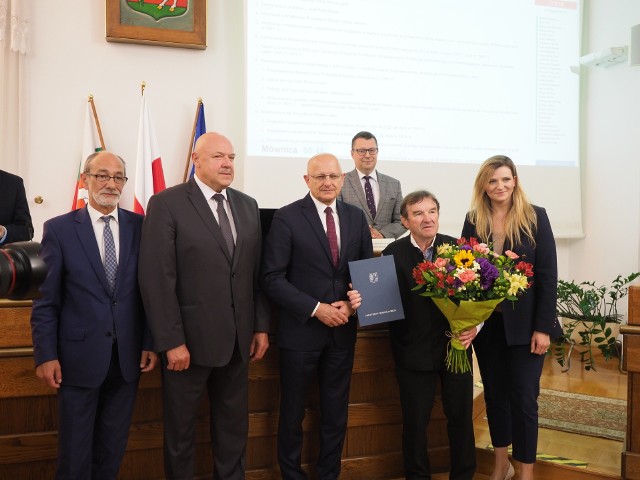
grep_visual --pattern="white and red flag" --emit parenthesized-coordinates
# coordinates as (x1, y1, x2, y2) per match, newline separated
(134, 90, 166, 214)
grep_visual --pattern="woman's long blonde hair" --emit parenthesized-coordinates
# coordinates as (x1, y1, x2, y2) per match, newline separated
(467, 155, 537, 247)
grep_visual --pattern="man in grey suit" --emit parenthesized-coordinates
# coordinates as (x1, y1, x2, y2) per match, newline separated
(138, 132, 270, 480)
(338, 131, 406, 239)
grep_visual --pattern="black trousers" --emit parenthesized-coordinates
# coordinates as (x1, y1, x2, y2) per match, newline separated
(395, 354, 476, 480)
(161, 342, 248, 480)
(473, 312, 545, 464)
(277, 338, 355, 480)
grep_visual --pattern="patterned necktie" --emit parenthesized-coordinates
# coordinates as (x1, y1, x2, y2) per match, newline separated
(102, 215, 118, 294)
(325, 206, 339, 267)
(213, 194, 235, 256)
(363, 175, 377, 219)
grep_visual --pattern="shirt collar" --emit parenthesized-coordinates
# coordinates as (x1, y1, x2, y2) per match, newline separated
(410, 234, 436, 259)
(87, 204, 119, 224)
(310, 194, 337, 216)
(194, 174, 228, 201)
(356, 169, 378, 182)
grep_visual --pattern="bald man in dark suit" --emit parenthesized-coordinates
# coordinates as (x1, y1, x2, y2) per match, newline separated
(139, 132, 270, 480)
(262, 153, 373, 480)
(0, 169, 33, 244)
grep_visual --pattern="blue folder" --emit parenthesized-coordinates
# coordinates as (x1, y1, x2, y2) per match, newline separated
(348, 255, 405, 326)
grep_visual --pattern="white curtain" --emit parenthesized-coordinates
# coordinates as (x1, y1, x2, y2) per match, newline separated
(0, 0, 30, 175)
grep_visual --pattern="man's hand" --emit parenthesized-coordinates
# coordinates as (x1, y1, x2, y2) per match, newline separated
(36, 359, 62, 389)
(166, 344, 190, 371)
(370, 226, 384, 239)
(347, 288, 362, 311)
(315, 302, 350, 327)
(140, 350, 159, 373)
(250, 332, 269, 362)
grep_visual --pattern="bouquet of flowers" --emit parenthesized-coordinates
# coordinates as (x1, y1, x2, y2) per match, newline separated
(412, 237, 534, 373)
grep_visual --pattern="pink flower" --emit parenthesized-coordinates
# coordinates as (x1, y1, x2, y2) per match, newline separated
(457, 269, 476, 283)
(434, 257, 449, 269)
(505, 250, 519, 260)
(473, 243, 491, 255)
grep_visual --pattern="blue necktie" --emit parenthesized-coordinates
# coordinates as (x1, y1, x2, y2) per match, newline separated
(363, 176, 377, 219)
(102, 215, 118, 294)
(213, 194, 235, 256)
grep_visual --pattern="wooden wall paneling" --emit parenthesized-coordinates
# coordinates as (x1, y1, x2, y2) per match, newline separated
(623, 287, 640, 479)
(0, 303, 455, 480)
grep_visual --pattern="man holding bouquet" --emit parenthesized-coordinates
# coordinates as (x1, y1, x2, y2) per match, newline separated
(350, 190, 477, 479)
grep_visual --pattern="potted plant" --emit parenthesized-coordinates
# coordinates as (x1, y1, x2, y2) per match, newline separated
(552, 272, 640, 371)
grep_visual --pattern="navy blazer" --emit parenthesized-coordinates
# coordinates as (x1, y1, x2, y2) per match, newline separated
(0, 170, 33, 244)
(30, 207, 150, 387)
(261, 193, 373, 351)
(461, 205, 558, 345)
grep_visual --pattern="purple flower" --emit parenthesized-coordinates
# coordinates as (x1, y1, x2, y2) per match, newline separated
(477, 257, 499, 290)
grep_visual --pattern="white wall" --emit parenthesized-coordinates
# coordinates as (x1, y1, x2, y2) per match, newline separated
(557, 0, 640, 311)
(23, 0, 244, 236)
(8, 0, 640, 314)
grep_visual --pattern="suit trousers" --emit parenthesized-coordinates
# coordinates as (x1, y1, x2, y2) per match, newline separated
(162, 341, 248, 480)
(56, 343, 139, 480)
(395, 360, 476, 480)
(473, 312, 545, 464)
(277, 337, 355, 480)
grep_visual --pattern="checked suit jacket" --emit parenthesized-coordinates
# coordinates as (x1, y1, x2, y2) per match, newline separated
(338, 169, 406, 238)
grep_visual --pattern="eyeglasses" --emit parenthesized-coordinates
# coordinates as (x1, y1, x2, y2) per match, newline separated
(353, 148, 379, 156)
(85, 173, 128, 185)
(309, 174, 342, 182)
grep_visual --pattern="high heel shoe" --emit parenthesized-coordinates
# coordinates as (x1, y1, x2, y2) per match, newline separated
(503, 462, 515, 480)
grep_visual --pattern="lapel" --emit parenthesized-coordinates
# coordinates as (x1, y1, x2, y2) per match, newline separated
(115, 208, 133, 295)
(74, 207, 113, 296)
(376, 171, 390, 221)
(301, 193, 335, 269)
(186, 179, 233, 265)
(335, 200, 351, 268)
(226, 188, 245, 265)
(347, 170, 373, 223)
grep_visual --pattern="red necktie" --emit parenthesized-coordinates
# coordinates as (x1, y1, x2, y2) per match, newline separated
(325, 206, 339, 267)
(363, 176, 377, 218)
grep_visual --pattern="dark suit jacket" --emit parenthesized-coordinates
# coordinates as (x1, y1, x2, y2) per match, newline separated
(261, 193, 373, 350)
(30, 207, 149, 387)
(461, 205, 558, 345)
(383, 234, 458, 371)
(138, 179, 269, 367)
(0, 170, 33, 244)
(338, 169, 406, 238)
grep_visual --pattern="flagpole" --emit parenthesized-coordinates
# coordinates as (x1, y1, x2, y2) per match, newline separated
(183, 98, 202, 182)
(88, 95, 106, 150)
(141, 80, 146, 96)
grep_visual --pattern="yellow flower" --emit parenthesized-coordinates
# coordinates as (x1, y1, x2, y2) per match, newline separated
(506, 272, 528, 296)
(454, 250, 475, 268)
(437, 243, 453, 256)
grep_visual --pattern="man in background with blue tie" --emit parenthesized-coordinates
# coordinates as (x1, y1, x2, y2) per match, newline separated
(261, 153, 373, 479)
(338, 131, 406, 239)
(30, 151, 157, 479)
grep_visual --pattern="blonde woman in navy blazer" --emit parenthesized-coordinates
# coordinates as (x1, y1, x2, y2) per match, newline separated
(462, 155, 559, 480)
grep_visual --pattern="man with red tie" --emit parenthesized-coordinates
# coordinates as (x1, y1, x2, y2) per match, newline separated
(261, 153, 373, 480)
